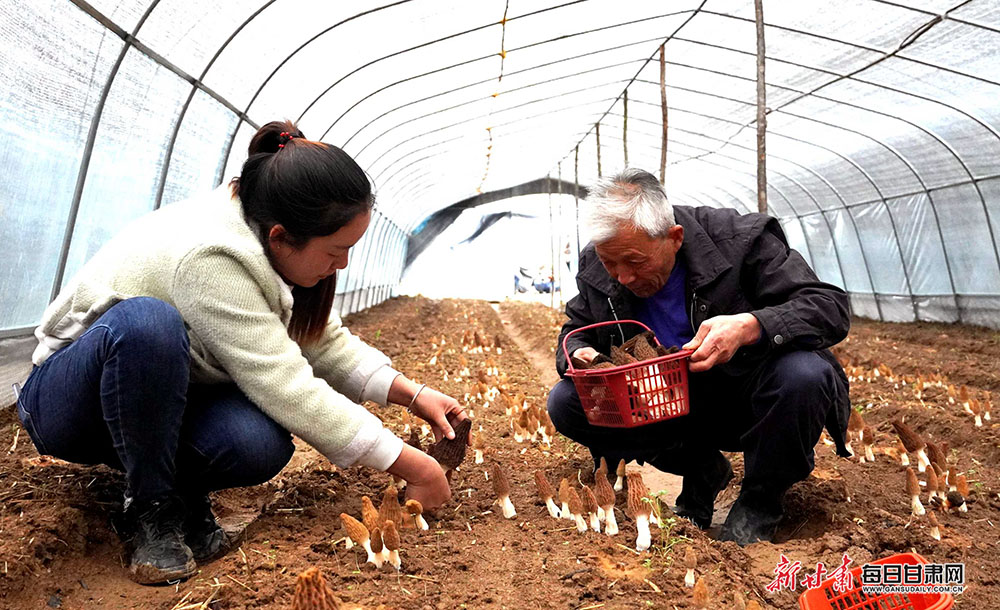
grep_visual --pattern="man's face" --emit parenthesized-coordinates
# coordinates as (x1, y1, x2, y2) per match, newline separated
(594, 223, 684, 298)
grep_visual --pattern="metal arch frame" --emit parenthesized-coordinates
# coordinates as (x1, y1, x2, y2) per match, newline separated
(371, 102, 608, 189)
(697, 8, 1000, 89)
(358, 80, 629, 167)
(869, 0, 1000, 36)
(154, 0, 279, 210)
(52, 0, 162, 301)
(370, 102, 611, 205)
(341, 59, 645, 159)
(336, 36, 671, 149)
(350, 212, 392, 314)
(314, 8, 704, 144)
(649, 43, 1000, 319)
(338, 208, 384, 317)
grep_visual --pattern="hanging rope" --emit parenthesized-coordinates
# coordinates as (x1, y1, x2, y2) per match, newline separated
(659, 43, 668, 184)
(548, 174, 556, 310)
(755, 0, 768, 215)
(595, 122, 602, 178)
(477, 0, 510, 194)
(623, 89, 629, 167)
(574, 144, 581, 263)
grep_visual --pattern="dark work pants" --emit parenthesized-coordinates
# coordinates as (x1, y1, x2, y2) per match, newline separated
(16, 297, 295, 503)
(547, 350, 837, 513)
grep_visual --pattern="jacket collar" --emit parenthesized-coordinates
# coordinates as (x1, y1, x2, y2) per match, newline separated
(577, 206, 731, 297)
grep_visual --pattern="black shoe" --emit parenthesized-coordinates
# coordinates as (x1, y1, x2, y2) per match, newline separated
(128, 497, 197, 585)
(183, 493, 229, 563)
(671, 452, 734, 530)
(718, 487, 784, 546)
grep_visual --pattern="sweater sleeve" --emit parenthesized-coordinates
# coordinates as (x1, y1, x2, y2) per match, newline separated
(300, 315, 402, 407)
(172, 249, 403, 471)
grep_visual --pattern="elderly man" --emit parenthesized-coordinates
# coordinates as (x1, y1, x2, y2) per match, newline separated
(548, 168, 851, 545)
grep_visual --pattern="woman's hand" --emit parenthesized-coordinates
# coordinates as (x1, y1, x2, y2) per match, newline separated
(410, 387, 469, 443)
(388, 376, 469, 443)
(386, 444, 451, 509)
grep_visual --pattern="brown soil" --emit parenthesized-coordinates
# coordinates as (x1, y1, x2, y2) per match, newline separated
(1, 298, 998, 609)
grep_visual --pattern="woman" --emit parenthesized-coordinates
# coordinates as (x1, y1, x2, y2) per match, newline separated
(16, 121, 464, 585)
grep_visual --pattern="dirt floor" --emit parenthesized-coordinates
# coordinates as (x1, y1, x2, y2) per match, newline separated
(1, 296, 999, 609)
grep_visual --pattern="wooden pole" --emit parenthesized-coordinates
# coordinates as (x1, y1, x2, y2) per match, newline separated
(659, 43, 668, 184)
(595, 122, 602, 178)
(548, 174, 555, 310)
(574, 144, 581, 262)
(755, 0, 768, 215)
(622, 89, 629, 167)
(557, 162, 564, 307)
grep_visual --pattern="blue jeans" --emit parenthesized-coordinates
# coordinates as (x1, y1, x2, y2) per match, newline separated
(16, 297, 294, 502)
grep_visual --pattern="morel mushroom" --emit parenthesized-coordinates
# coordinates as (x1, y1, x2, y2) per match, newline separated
(893, 420, 930, 472)
(927, 511, 942, 541)
(895, 439, 911, 467)
(340, 513, 374, 563)
(692, 576, 710, 609)
(626, 471, 652, 551)
(369, 526, 385, 568)
(534, 471, 561, 519)
(926, 466, 940, 503)
(594, 473, 618, 536)
(582, 486, 601, 532)
(379, 484, 402, 528)
(861, 427, 876, 463)
(906, 467, 926, 516)
(847, 410, 865, 455)
(970, 398, 983, 427)
(382, 520, 401, 571)
(610, 344, 638, 366)
(926, 441, 947, 474)
(291, 566, 341, 610)
(405, 499, 429, 530)
(492, 462, 516, 519)
(362, 496, 380, 535)
(558, 478, 573, 520)
(615, 459, 627, 492)
(472, 429, 486, 464)
(567, 487, 587, 533)
(428, 418, 472, 478)
(683, 546, 697, 588)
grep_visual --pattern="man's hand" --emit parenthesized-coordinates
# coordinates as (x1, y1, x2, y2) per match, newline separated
(387, 444, 451, 510)
(682, 313, 761, 373)
(410, 387, 469, 443)
(571, 346, 600, 365)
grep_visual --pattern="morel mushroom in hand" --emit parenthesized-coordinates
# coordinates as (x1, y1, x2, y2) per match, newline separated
(492, 462, 516, 519)
(626, 471, 652, 551)
(428, 418, 472, 479)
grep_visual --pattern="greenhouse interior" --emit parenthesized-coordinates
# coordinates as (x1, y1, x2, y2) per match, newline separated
(1, 0, 999, 608)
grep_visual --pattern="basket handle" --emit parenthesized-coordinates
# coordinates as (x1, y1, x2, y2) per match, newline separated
(562, 319, 654, 373)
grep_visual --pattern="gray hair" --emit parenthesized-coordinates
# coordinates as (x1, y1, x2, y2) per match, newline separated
(584, 168, 675, 243)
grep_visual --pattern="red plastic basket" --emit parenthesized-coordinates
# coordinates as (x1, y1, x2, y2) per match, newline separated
(798, 552, 955, 610)
(562, 320, 692, 428)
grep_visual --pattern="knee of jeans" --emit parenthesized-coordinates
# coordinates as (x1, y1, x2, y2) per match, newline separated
(546, 380, 581, 432)
(111, 297, 189, 354)
(776, 352, 836, 393)
(233, 425, 294, 485)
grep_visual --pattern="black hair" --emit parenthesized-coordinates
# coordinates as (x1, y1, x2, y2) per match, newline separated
(231, 120, 373, 344)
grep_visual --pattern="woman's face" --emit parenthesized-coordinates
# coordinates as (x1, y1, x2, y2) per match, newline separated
(268, 209, 371, 287)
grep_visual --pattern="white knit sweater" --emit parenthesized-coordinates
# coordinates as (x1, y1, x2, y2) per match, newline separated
(32, 186, 404, 471)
